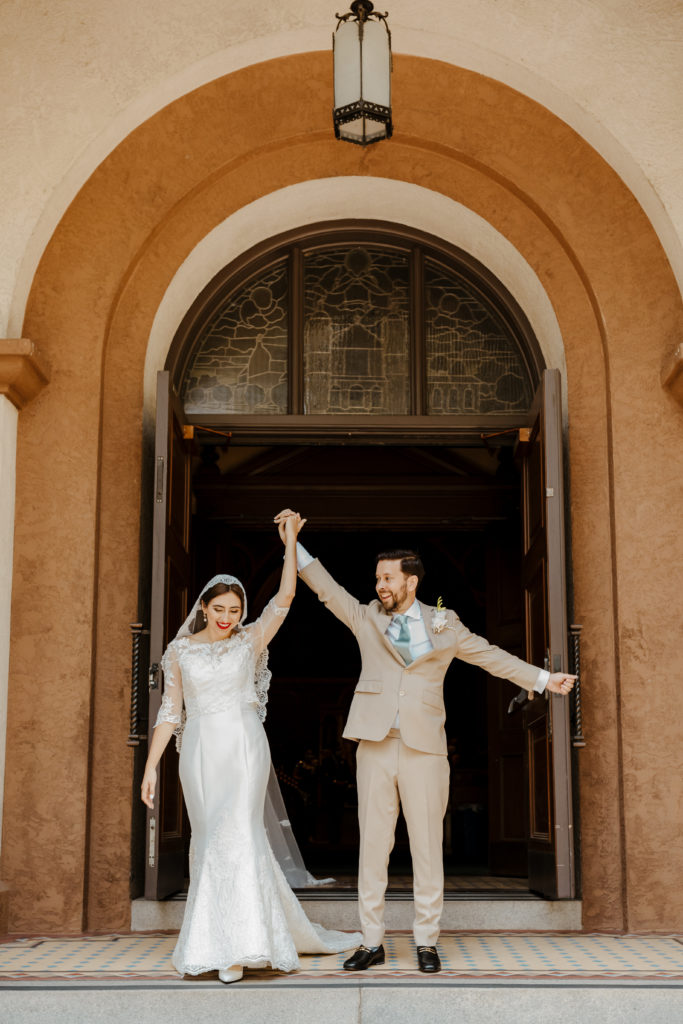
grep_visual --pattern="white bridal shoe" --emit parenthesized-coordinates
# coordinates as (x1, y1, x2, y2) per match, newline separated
(218, 966, 243, 984)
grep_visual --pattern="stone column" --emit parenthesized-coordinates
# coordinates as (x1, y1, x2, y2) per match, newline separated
(0, 340, 49, 930)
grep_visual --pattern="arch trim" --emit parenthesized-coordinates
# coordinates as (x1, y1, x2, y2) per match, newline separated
(142, 177, 567, 425)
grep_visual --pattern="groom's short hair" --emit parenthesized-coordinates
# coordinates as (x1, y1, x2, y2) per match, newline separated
(375, 550, 425, 586)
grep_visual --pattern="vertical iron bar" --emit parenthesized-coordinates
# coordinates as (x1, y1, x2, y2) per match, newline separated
(569, 623, 586, 747)
(410, 245, 425, 415)
(289, 246, 304, 414)
(128, 623, 149, 746)
(544, 649, 552, 739)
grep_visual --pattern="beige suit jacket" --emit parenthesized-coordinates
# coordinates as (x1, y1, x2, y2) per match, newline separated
(300, 558, 541, 756)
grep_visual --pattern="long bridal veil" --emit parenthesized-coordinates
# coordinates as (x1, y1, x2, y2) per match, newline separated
(264, 765, 333, 887)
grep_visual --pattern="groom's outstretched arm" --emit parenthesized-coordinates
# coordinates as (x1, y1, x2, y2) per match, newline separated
(297, 543, 364, 635)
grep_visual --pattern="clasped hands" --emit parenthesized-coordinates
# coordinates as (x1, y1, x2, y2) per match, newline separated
(274, 508, 306, 543)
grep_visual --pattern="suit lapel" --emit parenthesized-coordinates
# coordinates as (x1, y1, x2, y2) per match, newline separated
(421, 601, 436, 644)
(421, 601, 452, 648)
(404, 602, 449, 669)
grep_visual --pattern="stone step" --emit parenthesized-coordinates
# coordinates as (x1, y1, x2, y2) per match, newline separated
(2, 980, 682, 1024)
(131, 895, 583, 932)
(3, 931, 682, 1024)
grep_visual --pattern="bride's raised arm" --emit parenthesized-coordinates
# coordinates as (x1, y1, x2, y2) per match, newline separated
(244, 510, 305, 656)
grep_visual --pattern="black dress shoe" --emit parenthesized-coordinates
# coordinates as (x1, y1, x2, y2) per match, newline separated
(417, 946, 441, 973)
(343, 944, 385, 971)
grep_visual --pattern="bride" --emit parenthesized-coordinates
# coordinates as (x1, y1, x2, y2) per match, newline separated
(141, 509, 360, 982)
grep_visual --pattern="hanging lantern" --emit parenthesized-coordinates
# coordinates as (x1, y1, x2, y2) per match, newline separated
(333, 1, 393, 146)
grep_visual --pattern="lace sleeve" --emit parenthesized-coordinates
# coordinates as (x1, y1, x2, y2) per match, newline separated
(244, 598, 290, 658)
(254, 649, 272, 722)
(154, 643, 186, 749)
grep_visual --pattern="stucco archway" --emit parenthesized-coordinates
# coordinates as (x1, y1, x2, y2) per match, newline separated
(5, 52, 683, 935)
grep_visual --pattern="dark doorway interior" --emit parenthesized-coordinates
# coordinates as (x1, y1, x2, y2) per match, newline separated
(191, 444, 529, 890)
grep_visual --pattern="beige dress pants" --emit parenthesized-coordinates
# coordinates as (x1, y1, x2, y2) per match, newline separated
(356, 730, 450, 947)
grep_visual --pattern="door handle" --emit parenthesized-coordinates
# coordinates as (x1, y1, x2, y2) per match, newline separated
(148, 662, 160, 690)
(507, 689, 528, 715)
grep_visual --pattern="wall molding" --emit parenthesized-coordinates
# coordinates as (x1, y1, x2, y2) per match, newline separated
(0, 340, 50, 410)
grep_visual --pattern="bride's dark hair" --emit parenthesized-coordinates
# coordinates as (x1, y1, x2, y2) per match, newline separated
(190, 581, 246, 634)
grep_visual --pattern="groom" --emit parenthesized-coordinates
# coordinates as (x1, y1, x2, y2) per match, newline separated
(276, 515, 575, 974)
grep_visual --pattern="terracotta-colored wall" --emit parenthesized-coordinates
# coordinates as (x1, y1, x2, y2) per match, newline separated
(3, 52, 682, 934)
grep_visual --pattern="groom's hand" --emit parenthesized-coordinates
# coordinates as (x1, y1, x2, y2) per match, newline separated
(274, 508, 294, 543)
(274, 508, 306, 544)
(546, 673, 577, 695)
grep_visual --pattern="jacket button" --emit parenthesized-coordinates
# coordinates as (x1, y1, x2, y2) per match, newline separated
(399, 690, 405, 696)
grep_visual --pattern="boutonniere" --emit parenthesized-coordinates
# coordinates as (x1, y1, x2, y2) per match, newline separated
(432, 597, 448, 634)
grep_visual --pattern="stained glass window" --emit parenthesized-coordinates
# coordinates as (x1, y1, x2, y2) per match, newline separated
(182, 260, 288, 415)
(179, 236, 537, 418)
(303, 247, 410, 415)
(425, 258, 532, 415)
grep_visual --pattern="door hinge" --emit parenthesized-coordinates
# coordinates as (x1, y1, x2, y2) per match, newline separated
(546, 486, 554, 497)
(155, 456, 165, 502)
(148, 816, 156, 868)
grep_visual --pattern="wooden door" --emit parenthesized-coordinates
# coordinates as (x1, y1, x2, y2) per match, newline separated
(520, 368, 575, 898)
(486, 522, 527, 876)
(144, 371, 193, 899)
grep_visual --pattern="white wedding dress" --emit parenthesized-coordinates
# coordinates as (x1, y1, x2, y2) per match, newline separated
(156, 598, 360, 976)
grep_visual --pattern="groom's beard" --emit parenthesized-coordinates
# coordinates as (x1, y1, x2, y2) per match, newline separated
(379, 581, 408, 613)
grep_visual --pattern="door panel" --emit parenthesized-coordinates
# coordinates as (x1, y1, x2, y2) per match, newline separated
(144, 371, 192, 900)
(520, 369, 575, 898)
(524, 557, 547, 668)
(528, 716, 551, 841)
(486, 524, 527, 876)
(524, 433, 544, 549)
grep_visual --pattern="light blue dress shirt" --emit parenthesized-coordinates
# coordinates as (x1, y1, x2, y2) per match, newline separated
(386, 600, 433, 661)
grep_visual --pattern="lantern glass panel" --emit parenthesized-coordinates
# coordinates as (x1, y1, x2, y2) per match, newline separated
(361, 21, 391, 108)
(340, 119, 367, 143)
(334, 21, 362, 107)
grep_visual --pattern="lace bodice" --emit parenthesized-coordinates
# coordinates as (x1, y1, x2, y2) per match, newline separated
(155, 598, 289, 736)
